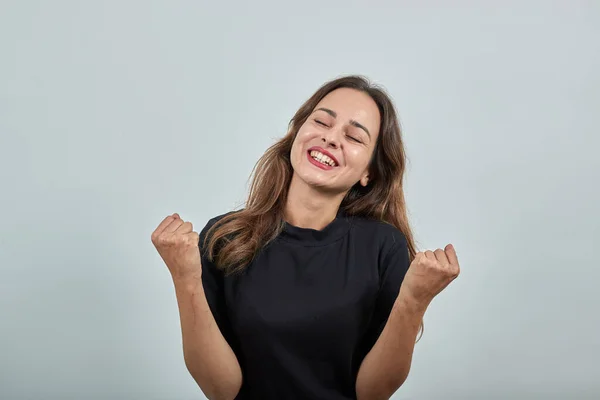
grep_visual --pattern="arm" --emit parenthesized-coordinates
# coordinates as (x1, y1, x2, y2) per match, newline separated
(356, 243, 460, 400)
(355, 290, 426, 400)
(153, 213, 243, 400)
(173, 275, 243, 400)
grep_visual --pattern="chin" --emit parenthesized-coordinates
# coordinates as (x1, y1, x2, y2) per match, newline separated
(299, 171, 329, 187)
(299, 172, 348, 195)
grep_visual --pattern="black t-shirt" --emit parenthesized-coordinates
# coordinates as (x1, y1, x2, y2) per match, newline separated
(199, 210, 410, 400)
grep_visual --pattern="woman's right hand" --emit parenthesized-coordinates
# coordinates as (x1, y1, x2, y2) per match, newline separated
(151, 213, 202, 281)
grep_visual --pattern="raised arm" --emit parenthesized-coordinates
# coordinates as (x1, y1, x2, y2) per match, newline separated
(152, 213, 242, 400)
(356, 241, 460, 400)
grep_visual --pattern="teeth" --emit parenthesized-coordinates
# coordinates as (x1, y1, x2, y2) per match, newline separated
(310, 150, 336, 167)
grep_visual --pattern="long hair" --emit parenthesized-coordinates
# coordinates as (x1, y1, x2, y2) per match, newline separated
(205, 75, 423, 338)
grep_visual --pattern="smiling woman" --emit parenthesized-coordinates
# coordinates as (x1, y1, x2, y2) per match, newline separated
(290, 88, 380, 193)
(151, 75, 460, 400)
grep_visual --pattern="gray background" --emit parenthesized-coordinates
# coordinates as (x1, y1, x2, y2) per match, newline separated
(1, 1, 598, 399)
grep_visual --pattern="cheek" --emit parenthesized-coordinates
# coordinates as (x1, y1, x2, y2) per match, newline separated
(295, 128, 314, 143)
(291, 136, 302, 157)
(291, 129, 313, 157)
(345, 148, 369, 168)
(290, 134, 307, 167)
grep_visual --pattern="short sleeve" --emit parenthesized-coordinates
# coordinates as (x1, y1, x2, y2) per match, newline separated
(356, 234, 411, 362)
(198, 218, 236, 346)
(375, 236, 411, 325)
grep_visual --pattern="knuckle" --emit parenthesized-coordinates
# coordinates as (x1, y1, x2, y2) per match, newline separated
(158, 235, 175, 246)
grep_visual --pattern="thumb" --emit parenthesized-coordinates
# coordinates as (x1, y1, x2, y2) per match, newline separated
(444, 244, 458, 266)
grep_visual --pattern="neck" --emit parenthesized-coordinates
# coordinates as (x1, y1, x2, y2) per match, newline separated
(284, 174, 346, 230)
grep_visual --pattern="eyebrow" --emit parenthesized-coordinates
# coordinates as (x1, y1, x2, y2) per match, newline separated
(314, 107, 371, 139)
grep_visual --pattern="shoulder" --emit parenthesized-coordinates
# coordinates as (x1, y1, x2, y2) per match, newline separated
(199, 210, 243, 269)
(200, 210, 242, 235)
(349, 215, 408, 250)
(348, 215, 409, 271)
(198, 210, 243, 256)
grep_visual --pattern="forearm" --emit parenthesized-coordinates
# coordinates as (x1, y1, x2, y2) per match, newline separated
(173, 276, 242, 400)
(356, 290, 427, 400)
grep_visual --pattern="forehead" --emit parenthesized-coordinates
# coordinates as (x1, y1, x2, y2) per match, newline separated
(315, 88, 381, 136)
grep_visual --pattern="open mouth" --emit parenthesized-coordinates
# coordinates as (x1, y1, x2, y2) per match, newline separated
(307, 150, 338, 170)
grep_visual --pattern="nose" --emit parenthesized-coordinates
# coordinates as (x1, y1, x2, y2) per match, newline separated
(321, 133, 339, 149)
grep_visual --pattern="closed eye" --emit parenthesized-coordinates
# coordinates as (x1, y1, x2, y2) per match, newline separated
(315, 119, 328, 127)
(347, 135, 362, 143)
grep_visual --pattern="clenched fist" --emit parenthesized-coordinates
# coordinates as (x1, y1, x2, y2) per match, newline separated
(400, 244, 460, 307)
(151, 213, 202, 281)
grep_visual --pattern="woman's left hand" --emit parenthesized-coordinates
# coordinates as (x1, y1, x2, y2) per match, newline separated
(399, 244, 460, 308)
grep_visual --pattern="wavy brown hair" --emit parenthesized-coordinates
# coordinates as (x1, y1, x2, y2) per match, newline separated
(205, 75, 422, 336)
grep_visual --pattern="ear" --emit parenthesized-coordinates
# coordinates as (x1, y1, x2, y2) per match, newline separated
(360, 174, 370, 187)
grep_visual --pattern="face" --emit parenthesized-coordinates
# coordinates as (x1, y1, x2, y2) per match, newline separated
(289, 88, 381, 194)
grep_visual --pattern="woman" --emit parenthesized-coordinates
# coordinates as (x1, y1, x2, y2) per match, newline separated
(151, 75, 460, 400)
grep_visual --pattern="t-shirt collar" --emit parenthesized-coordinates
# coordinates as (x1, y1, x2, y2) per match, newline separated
(279, 208, 351, 246)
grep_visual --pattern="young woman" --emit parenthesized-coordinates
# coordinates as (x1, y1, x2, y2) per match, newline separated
(151, 75, 460, 400)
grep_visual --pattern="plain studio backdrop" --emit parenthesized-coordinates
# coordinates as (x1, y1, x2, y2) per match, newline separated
(1, 1, 598, 399)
